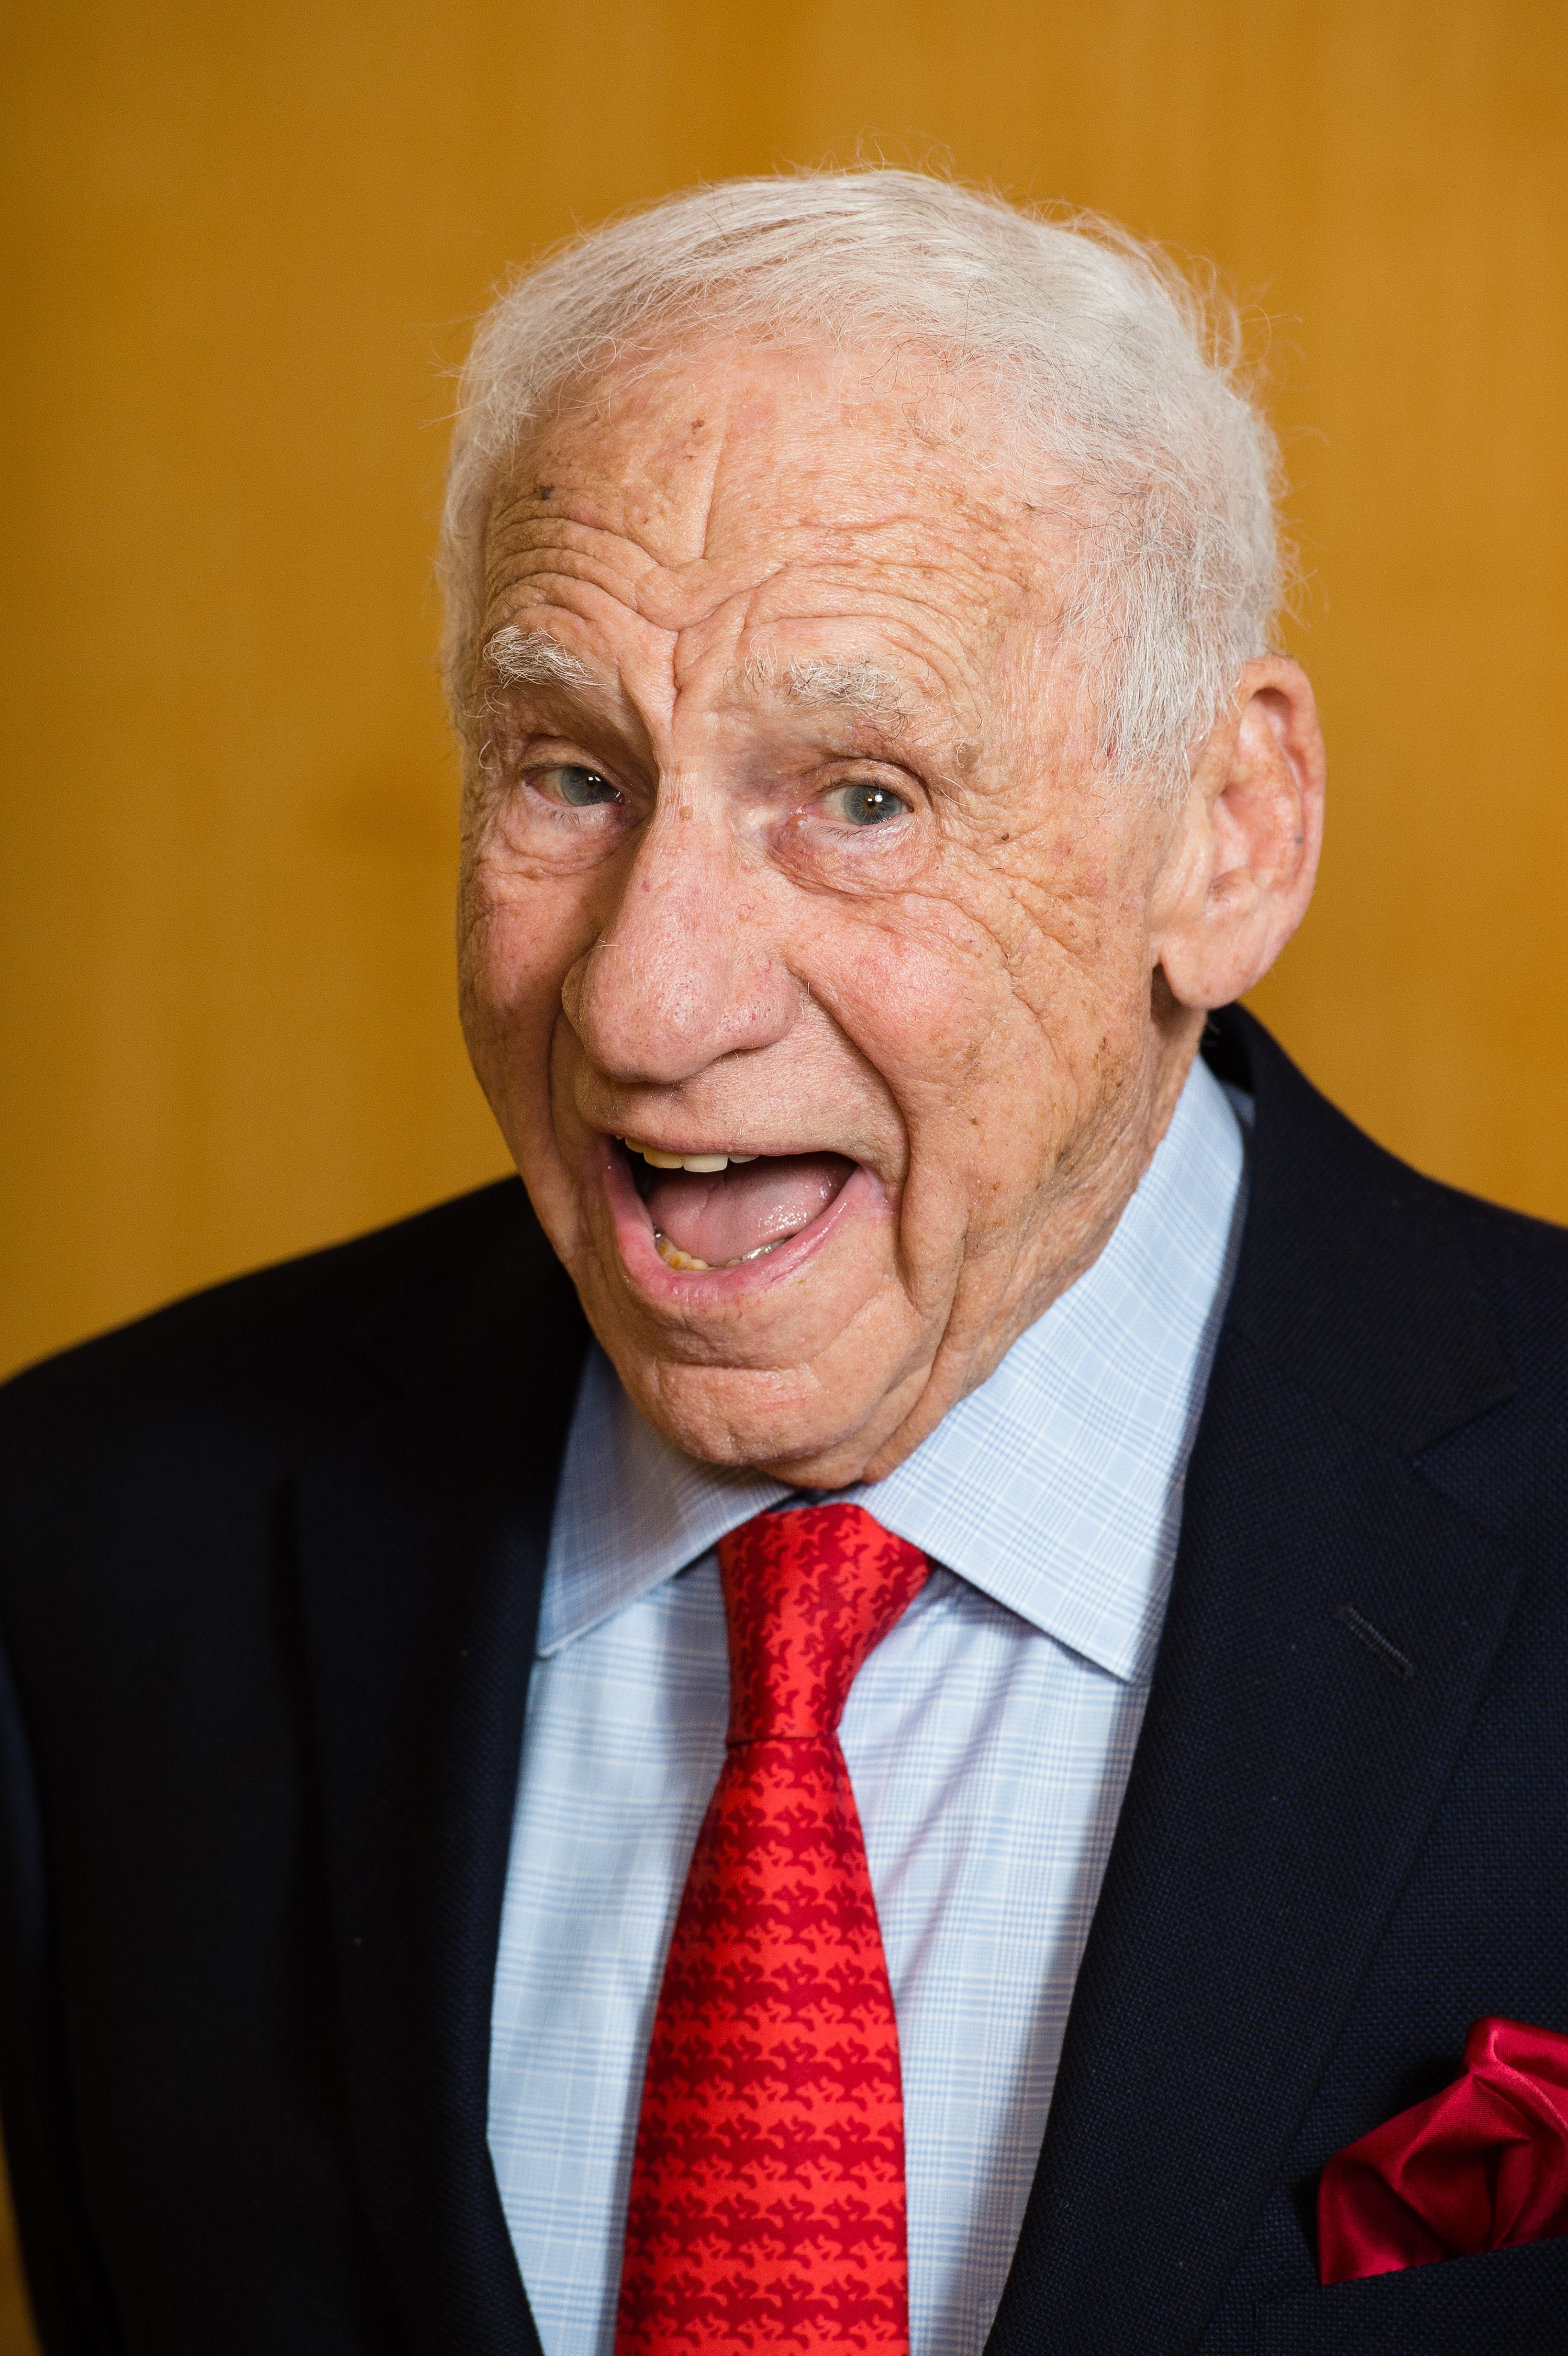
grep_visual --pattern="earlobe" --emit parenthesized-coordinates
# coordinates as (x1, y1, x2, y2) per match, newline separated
(1156, 657, 1326, 1011)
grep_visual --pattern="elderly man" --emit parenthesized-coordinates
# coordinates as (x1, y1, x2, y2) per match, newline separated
(2, 172, 1565, 2356)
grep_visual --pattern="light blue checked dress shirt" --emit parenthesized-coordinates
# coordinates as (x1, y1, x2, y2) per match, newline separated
(488, 1056, 1251, 2356)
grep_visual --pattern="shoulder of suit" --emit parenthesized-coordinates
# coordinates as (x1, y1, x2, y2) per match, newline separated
(0, 1175, 540, 1433)
(1440, 1178, 1568, 1397)
(1206, 1003, 1568, 1459)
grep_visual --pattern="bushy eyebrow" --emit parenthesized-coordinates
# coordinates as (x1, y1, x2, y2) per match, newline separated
(734, 655, 908, 722)
(482, 625, 598, 692)
(481, 632, 914, 732)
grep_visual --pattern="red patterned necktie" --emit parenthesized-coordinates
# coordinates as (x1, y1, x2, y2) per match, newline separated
(615, 1501, 930, 2355)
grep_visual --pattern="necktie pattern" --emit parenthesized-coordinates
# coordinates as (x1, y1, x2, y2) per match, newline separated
(615, 1501, 929, 2355)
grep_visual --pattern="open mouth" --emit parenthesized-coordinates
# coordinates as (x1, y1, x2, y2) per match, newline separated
(617, 1138, 858, 1272)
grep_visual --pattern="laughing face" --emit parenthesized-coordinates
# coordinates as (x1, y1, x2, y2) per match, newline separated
(456, 337, 1323, 1487)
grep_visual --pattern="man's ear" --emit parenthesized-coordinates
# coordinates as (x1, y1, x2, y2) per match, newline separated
(1153, 655, 1326, 1010)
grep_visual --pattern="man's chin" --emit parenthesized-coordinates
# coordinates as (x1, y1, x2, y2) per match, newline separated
(600, 1344, 924, 1487)
(573, 1242, 935, 1480)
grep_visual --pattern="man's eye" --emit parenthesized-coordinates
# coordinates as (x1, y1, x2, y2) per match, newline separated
(821, 781, 910, 827)
(537, 764, 621, 808)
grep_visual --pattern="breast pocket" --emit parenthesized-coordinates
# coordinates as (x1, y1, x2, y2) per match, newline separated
(1254, 2235, 1568, 2353)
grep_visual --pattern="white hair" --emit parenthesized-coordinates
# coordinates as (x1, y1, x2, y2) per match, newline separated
(441, 170, 1285, 801)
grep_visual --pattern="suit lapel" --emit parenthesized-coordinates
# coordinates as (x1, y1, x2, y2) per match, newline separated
(294, 1193, 588, 2355)
(988, 1009, 1521, 2355)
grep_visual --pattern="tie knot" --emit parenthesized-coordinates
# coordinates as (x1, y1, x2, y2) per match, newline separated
(715, 1501, 928, 1743)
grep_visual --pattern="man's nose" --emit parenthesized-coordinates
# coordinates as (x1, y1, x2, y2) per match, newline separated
(563, 800, 801, 1086)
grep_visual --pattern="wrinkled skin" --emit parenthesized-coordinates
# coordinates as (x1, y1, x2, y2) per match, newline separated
(457, 337, 1324, 1486)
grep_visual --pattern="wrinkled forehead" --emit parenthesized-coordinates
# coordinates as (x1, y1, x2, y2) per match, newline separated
(470, 339, 1093, 756)
(481, 333, 1078, 625)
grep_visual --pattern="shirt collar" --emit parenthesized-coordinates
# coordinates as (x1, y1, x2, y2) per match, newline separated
(540, 1057, 1249, 1684)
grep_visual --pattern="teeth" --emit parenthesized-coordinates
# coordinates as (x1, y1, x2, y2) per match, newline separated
(623, 1140, 759, 1173)
(654, 1229, 799, 1272)
(654, 1233, 711, 1271)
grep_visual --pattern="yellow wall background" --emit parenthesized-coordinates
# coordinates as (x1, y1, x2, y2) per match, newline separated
(1, 0, 1565, 2341)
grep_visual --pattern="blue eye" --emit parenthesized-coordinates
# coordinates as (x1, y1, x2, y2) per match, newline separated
(543, 764, 620, 807)
(824, 781, 909, 827)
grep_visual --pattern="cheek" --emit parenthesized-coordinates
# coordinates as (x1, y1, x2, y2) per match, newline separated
(457, 866, 604, 1157)
(805, 880, 1145, 1235)
(813, 909, 1056, 1138)
(459, 851, 588, 1027)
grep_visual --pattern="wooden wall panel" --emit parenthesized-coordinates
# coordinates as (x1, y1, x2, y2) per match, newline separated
(1, 2, 1563, 2342)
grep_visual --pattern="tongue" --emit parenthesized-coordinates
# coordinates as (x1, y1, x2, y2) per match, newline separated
(644, 1153, 854, 1265)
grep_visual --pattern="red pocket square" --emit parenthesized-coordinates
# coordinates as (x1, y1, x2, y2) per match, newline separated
(1318, 2016, 1568, 2285)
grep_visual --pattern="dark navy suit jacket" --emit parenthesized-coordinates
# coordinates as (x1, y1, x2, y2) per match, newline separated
(2, 1005, 1566, 2354)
